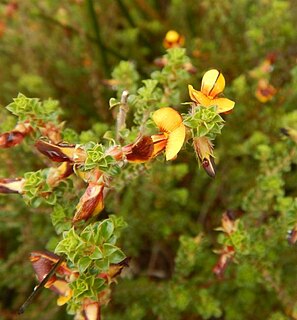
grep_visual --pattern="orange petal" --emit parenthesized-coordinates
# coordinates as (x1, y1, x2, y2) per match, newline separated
(211, 98, 235, 114)
(201, 69, 225, 98)
(152, 107, 183, 133)
(188, 85, 212, 106)
(166, 124, 186, 160)
(151, 134, 167, 157)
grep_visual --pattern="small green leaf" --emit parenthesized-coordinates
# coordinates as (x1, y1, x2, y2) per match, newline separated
(108, 248, 126, 264)
(78, 256, 92, 273)
(99, 219, 114, 243)
(90, 247, 103, 260)
(103, 243, 118, 256)
(109, 98, 121, 109)
(95, 258, 109, 271)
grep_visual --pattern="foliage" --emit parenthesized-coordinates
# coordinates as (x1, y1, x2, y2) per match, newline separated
(1, 1, 297, 320)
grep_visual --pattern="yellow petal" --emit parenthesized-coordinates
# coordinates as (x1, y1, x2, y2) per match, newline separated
(166, 124, 186, 160)
(201, 69, 225, 98)
(54, 280, 73, 306)
(212, 98, 235, 114)
(153, 107, 183, 133)
(188, 85, 212, 106)
(165, 30, 180, 43)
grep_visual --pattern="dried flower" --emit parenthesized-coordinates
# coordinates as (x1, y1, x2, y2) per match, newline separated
(73, 182, 105, 223)
(0, 122, 32, 148)
(193, 136, 215, 177)
(35, 140, 86, 163)
(0, 177, 25, 194)
(30, 251, 75, 305)
(213, 246, 235, 278)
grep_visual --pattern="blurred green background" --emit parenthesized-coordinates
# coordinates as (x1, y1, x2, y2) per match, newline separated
(1, 1, 297, 319)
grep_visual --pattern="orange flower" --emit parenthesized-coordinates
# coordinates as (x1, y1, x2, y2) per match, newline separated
(255, 79, 276, 103)
(163, 30, 185, 49)
(152, 107, 186, 160)
(188, 69, 235, 114)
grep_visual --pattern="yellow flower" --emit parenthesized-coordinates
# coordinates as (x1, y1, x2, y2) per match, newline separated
(152, 107, 186, 160)
(188, 69, 235, 114)
(163, 30, 185, 49)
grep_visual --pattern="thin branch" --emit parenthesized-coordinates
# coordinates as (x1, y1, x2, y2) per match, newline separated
(18, 255, 66, 314)
(116, 0, 136, 27)
(86, 0, 110, 76)
(116, 90, 129, 142)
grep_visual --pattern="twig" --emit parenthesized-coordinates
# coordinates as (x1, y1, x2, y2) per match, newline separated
(116, 0, 136, 27)
(116, 90, 129, 143)
(86, 0, 110, 76)
(18, 255, 66, 315)
(133, 0, 162, 21)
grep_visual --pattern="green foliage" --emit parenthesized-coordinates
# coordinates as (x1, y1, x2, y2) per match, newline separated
(55, 217, 126, 312)
(84, 142, 120, 175)
(128, 79, 163, 126)
(111, 61, 140, 97)
(1, 1, 297, 320)
(184, 105, 225, 139)
(23, 170, 56, 206)
(6, 93, 61, 125)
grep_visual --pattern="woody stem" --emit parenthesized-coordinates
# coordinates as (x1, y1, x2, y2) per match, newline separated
(116, 90, 129, 143)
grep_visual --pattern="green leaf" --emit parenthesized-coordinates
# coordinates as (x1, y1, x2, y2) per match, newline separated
(95, 258, 109, 271)
(90, 247, 103, 260)
(108, 248, 126, 264)
(78, 256, 92, 273)
(103, 243, 118, 256)
(99, 219, 114, 243)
